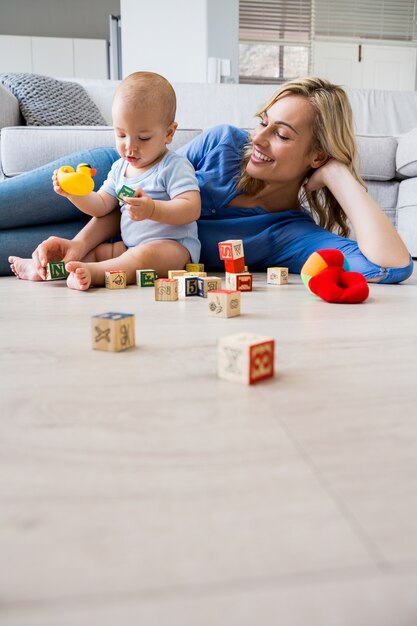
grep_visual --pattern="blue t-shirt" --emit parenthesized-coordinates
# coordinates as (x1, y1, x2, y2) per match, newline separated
(101, 150, 200, 252)
(177, 124, 267, 219)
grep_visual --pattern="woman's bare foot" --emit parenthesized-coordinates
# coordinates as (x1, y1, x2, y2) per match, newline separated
(65, 262, 92, 291)
(8, 256, 43, 281)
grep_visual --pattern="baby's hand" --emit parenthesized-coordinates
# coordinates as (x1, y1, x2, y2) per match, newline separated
(123, 188, 156, 221)
(52, 169, 70, 197)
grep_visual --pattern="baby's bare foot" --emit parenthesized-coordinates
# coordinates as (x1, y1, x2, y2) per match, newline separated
(66, 262, 92, 291)
(8, 256, 43, 281)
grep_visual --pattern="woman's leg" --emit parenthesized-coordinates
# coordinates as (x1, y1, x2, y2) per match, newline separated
(0, 147, 119, 230)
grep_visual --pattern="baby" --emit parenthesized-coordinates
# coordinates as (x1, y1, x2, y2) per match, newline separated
(9, 71, 201, 290)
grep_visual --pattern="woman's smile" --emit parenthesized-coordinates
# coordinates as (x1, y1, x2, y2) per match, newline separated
(251, 147, 274, 164)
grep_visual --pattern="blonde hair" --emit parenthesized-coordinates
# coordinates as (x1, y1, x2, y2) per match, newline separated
(238, 76, 366, 237)
(113, 71, 176, 126)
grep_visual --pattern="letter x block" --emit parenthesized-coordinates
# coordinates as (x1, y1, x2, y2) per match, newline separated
(91, 312, 135, 352)
(225, 272, 253, 292)
(46, 261, 67, 280)
(267, 267, 288, 285)
(105, 270, 127, 289)
(217, 333, 275, 385)
(136, 269, 157, 287)
(218, 239, 244, 261)
(155, 278, 178, 301)
(208, 289, 240, 318)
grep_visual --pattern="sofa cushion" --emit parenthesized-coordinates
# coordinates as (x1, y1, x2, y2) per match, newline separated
(397, 178, 417, 256)
(356, 135, 397, 181)
(0, 72, 107, 126)
(1, 127, 202, 177)
(396, 128, 417, 178)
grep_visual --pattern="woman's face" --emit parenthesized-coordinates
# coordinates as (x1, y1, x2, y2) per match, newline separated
(246, 94, 320, 185)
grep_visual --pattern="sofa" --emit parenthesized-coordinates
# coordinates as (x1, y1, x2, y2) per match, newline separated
(1, 78, 417, 275)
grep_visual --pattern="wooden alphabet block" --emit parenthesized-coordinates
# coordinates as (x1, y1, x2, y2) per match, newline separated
(184, 271, 207, 277)
(168, 269, 187, 279)
(136, 269, 157, 287)
(117, 185, 135, 200)
(217, 333, 275, 385)
(185, 263, 205, 272)
(207, 289, 240, 318)
(197, 276, 222, 297)
(91, 312, 135, 352)
(225, 272, 253, 292)
(46, 261, 67, 280)
(218, 239, 244, 261)
(267, 267, 288, 285)
(177, 275, 198, 297)
(224, 257, 246, 274)
(154, 278, 178, 301)
(105, 270, 127, 289)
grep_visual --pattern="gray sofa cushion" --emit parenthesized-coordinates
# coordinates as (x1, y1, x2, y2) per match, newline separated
(0, 72, 107, 126)
(0, 127, 202, 178)
(356, 134, 398, 181)
(396, 128, 417, 178)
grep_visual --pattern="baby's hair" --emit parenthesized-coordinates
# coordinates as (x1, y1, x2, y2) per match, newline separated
(114, 71, 176, 125)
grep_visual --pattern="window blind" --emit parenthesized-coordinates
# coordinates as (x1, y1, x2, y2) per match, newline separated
(239, 0, 312, 45)
(315, 0, 417, 42)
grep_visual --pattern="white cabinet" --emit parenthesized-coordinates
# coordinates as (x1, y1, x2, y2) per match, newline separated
(0, 35, 108, 79)
(313, 41, 417, 90)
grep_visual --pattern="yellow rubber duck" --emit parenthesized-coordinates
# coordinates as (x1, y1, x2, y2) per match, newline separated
(57, 163, 97, 196)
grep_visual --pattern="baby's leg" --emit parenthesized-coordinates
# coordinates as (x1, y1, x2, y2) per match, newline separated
(65, 240, 191, 290)
(9, 256, 43, 281)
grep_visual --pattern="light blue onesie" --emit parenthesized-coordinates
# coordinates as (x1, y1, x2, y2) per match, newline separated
(100, 150, 201, 263)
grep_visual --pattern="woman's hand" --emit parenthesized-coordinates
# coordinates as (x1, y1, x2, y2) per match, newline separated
(123, 188, 156, 221)
(32, 236, 85, 279)
(304, 158, 347, 193)
(52, 169, 71, 197)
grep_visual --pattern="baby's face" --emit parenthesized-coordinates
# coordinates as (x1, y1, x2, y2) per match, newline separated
(112, 99, 176, 171)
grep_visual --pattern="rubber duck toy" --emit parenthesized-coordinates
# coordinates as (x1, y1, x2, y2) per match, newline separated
(57, 163, 97, 196)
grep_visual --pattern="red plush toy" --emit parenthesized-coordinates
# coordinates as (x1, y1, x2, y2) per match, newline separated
(301, 249, 369, 304)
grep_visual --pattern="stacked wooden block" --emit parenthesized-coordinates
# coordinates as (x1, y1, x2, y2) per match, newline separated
(218, 239, 253, 292)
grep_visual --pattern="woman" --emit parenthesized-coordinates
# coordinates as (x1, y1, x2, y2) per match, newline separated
(3, 77, 413, 283)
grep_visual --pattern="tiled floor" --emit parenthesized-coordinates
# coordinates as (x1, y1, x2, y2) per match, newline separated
(1, 268, 417, 626)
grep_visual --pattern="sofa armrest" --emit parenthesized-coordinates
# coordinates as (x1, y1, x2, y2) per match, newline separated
(0, 85, 22, 129)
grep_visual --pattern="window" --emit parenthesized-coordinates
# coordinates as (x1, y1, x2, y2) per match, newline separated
(315, 0, 417, 42)
(239, 0, 313, 84)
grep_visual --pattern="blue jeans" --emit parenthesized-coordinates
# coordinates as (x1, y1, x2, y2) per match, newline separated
(0, 146, 413, 283)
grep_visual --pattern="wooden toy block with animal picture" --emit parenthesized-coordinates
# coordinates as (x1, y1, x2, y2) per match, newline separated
(207, 289, 241, 318)
(91, 312, 135, 352)
(105, 270, 127, 289)
(217, 333, 275, 385)
(267, 267, 289, 285)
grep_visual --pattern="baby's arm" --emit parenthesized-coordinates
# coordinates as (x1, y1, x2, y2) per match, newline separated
(122, 189, 201, 225)
(52, 169, 118, 217)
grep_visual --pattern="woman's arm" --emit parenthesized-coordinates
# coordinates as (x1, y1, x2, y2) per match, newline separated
(306, 159, 410, 268)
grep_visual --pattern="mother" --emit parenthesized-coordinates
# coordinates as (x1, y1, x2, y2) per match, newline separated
(2, 76, 413, 283)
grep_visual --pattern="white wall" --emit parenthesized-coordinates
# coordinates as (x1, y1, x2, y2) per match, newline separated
(120, 0, 239, 83)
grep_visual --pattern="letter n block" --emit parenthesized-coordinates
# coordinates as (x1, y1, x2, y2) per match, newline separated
(218, 239, 244, 261)
(154, 278, 178, 301)
(105, 270, 127, 289)
(217, 333, 275, 385)
(136, 269, 157, 287)
(208, 289, 240, 318)
(92, 312, 135, 352)
(46, 261, 67, 280)
(267, 267, 288, 285)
